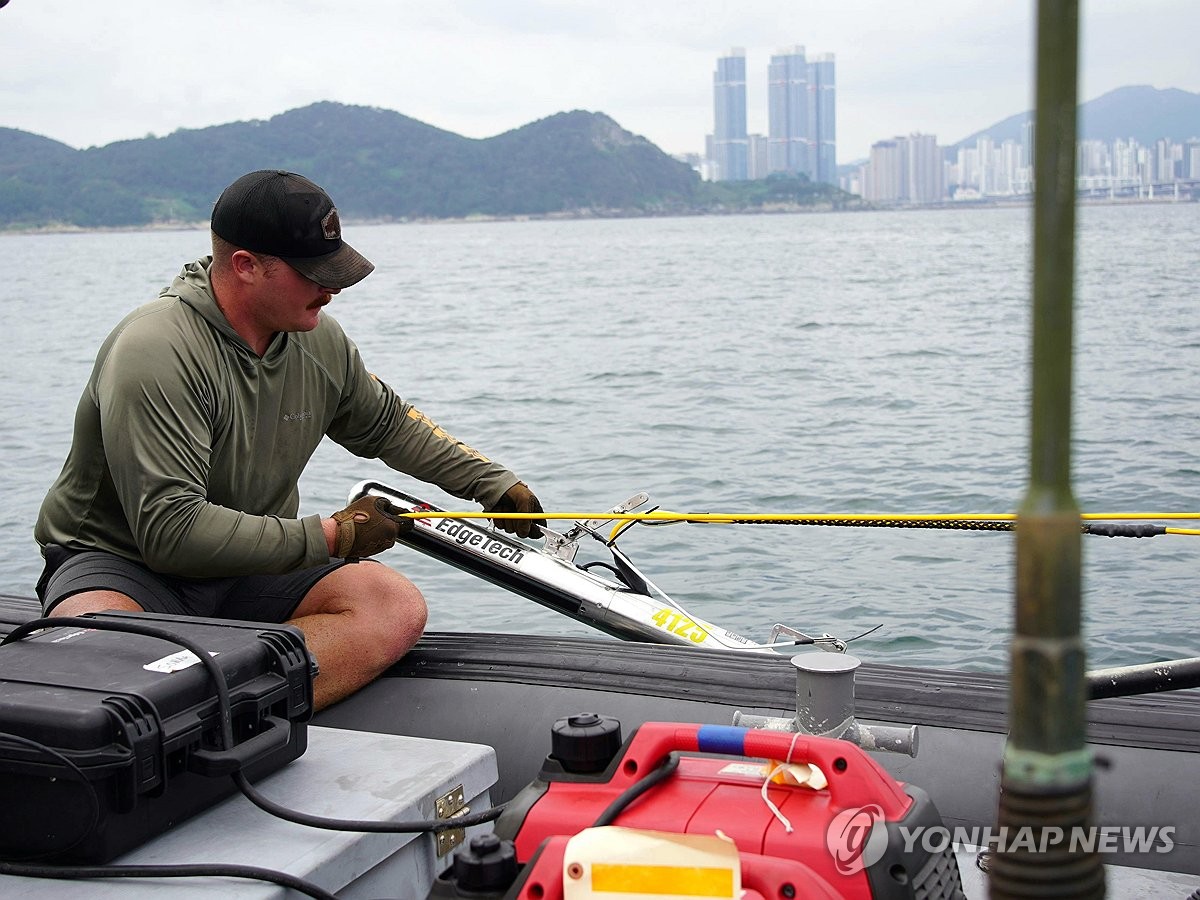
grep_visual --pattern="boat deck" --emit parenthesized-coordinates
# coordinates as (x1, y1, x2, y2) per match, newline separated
(3, 594, 1198, 891)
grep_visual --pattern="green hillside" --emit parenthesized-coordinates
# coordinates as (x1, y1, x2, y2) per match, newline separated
(0, 103, 856, 229)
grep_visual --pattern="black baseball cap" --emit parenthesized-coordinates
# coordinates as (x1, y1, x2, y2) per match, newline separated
(211, 170, 374, 289)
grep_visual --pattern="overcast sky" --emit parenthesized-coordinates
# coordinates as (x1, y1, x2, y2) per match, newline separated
(2, 1, 1196, 164)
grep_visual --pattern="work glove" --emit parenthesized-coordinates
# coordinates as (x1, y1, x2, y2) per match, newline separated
(486, 482, 545, 539)
(330, 496, 413, 560)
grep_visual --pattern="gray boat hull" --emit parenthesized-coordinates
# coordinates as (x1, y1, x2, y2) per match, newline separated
(313, 630, 1200, 878)
(2, 594, 1196, 886)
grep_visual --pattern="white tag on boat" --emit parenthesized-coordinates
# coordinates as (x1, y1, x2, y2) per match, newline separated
(717, 762, 766, 779)
(144, 649, 218, 673)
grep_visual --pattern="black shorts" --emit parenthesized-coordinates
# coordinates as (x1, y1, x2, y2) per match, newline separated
(35, 545, 354, 623)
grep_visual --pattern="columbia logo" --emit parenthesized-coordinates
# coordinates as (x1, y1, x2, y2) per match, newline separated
(282, 411, 313, 422)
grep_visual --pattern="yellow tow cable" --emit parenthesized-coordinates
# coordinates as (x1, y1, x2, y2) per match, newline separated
(398, 509, 1200, 538)
(401, 511, 1200, 521)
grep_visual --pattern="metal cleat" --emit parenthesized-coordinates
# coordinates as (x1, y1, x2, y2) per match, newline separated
(733, 651, 919, 757)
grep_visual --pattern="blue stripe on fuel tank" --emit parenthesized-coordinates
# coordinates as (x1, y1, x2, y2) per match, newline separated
(696, 725, 748, 756)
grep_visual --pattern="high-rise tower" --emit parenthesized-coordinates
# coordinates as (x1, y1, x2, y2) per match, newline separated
(808, 53, 837, 185)
(712, 49, 748, 181)
(768, 47, 836, 184)
(768, 46, 809, 177)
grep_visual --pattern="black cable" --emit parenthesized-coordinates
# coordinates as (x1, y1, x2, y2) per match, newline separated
(3, 616, 236, 750)
(1, 613, 509, 897)
(723, 517, 1171, 538)
(578, 560, 624, 579)
(845, 623, 885, 643)
(0, 731, 100, 861)
(9, 617, 511, 834)
(233, 771, 506, 832)
(0, 860, 338, 900)
(0, 616, 238, 867)
(592, 752, 680, 827)
(1083, 523, 1166, 538)
(729, 517, 1018, 531)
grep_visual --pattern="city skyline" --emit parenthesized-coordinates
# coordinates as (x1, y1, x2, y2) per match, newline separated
(709, 46, 837, 183)
(1, 1, 1196, 164)
(855, 131, 1199, 204)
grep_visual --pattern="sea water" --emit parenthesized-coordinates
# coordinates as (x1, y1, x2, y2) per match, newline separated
(1, 202, 1196, 672)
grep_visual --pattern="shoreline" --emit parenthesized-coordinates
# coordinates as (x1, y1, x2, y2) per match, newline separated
(2, 192, 1193, 237)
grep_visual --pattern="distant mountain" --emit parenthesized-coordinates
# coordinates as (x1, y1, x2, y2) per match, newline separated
(947, 85, 1200, 153)
(8, 103, 817, 229)
(0, 128, 75, 172)
(0, 102, 712, 228)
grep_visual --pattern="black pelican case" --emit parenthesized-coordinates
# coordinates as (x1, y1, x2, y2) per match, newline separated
(0, 610, 314, 863)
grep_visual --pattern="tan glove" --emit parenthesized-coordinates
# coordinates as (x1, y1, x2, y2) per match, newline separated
(330, 496, 413, 560)
(486, 482, 545, 539)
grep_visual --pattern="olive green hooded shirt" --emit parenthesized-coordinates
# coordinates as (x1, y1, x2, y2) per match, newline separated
(35, 258, 520, 577)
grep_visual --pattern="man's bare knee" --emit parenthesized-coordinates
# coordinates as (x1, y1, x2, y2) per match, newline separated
(287, 564, 427, 710)
(340, 566, 427, 661)
(49, 591, 144, 618)
(295, 564, 425, 622)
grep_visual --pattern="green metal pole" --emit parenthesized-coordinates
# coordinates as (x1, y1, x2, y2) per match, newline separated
(990, 1, 1104, 897)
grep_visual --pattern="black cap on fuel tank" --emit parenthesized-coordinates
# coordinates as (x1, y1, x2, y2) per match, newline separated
(550, 713, 623, 774)
(452, 833, 519, 893)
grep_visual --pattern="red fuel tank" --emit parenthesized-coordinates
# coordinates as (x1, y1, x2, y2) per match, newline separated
(496, 720, 963, 899)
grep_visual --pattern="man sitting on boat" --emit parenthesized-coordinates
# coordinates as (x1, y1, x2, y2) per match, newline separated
(32, 169, 546, 710)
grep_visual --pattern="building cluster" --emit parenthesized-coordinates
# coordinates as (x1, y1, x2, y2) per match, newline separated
(697, 46, 1196, 204)
(706, 47, 836, 186)
(1074, 137, 1200, 196)
(845, 131, 1200, 204)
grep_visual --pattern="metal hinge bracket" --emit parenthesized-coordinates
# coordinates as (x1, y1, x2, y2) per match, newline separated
(434, 784, 469, 857)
